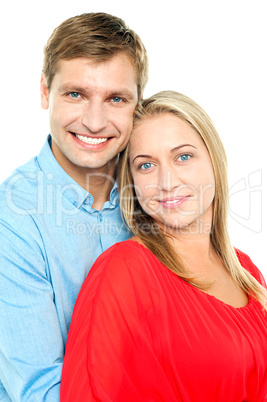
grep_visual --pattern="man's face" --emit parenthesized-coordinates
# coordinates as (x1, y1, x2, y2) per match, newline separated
(41, 53, 138, 175)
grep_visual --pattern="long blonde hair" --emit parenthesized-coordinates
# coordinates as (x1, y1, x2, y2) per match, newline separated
(119, 91, 267, 308)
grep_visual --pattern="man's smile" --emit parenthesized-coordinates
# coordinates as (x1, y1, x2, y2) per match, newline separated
(72, 133, 109, 145)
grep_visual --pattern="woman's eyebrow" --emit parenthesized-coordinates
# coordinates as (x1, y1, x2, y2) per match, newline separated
(132, 144, 197, 164)
(132, 154, 151, 164)
(170, 144, 197, 153)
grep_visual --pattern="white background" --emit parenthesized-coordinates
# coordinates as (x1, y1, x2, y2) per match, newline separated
(0, 0, 266, 278)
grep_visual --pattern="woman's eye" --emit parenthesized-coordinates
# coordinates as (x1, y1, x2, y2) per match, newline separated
(140, 162, 153, 170)
(178, 154, 191, 162)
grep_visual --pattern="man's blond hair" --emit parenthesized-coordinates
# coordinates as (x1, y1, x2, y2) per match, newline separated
(43, 12, 148, 99)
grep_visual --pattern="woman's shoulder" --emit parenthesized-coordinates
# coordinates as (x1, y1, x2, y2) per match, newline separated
(235, 248, 266, 287)
(75, 239, 158, 321)
(83, 239, 155, 292)
(94, 238, 152, 268)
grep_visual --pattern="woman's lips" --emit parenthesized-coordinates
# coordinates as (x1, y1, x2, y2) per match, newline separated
(159, 196, 190, 208)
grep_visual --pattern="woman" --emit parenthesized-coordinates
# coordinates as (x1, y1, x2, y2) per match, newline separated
(61, 91, 267, 401)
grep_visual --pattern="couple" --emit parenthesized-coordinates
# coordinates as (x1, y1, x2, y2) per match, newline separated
(0, 12, 266, 401)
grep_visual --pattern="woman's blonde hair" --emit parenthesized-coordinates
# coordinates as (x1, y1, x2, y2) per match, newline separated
(119, 90, 267, 308)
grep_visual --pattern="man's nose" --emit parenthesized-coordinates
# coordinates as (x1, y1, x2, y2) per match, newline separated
(81, 100, 108, 133)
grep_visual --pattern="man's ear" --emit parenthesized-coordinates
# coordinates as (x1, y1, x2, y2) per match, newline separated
(40, 74, 49, 110)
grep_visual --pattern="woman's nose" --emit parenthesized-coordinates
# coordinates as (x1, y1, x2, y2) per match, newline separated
(158, 166, 182, 192)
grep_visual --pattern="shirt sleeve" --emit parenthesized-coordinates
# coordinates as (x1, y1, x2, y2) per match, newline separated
(0, 210, 63, 401)
(61, 244, 178, 402)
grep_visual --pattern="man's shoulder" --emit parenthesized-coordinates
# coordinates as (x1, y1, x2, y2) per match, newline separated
(0, 156, 41, 212)
(0, 136, 55, 203)
(1, 155, 40, 184)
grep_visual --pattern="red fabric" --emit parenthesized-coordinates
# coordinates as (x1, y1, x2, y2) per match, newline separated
(61, 241, 267, 401)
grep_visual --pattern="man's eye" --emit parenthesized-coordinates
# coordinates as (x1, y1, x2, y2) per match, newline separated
(111, 97, 123, 103)
(69, 92, 81, 98)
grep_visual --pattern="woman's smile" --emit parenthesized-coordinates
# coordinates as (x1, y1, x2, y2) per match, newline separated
(159, 195, 191, 208)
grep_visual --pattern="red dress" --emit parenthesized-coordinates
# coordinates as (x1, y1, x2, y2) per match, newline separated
(61, 241, 267, 401)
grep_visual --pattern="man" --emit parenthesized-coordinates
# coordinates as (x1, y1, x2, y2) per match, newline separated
(0, 12, 148, 401)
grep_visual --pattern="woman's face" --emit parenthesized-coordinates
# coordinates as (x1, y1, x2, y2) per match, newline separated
(129, 113, 215, 234)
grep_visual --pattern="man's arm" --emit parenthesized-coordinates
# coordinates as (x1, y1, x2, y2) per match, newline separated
(0, 211, 63, 401)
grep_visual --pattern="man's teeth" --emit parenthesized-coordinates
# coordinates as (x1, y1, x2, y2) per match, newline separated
(75, 134, 108, 144)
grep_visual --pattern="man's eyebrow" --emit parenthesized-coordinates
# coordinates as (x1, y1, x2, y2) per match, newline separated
(58, 84, 135, 99)
(58, 84, 86, 93)
(108, 89, 135, 100)
(132, 144, 197, 164)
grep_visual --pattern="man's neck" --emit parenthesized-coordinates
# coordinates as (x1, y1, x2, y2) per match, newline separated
(85, 169, 116, 211)
(50, 139, 118, 210)
(51, 148, 116, 211)
(71, 165, 116, 211)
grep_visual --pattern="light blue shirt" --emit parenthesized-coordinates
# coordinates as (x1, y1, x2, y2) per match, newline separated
(0, 136, 132, 401)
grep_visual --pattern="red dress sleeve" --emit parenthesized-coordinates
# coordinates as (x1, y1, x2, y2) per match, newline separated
(60, 243, 178, 401)
(236, 248, 267, 288)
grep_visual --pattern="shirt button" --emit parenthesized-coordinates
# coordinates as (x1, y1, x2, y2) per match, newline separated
(84, 196, 94, 205)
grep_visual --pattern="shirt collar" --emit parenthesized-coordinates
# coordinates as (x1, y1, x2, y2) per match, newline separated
(37, 135, 119, 209)
(110, 182, 119, 206)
